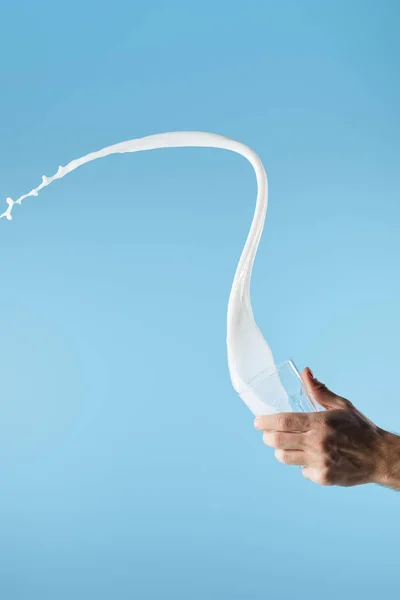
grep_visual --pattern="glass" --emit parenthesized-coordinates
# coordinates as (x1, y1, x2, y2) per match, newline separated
(239, 359, 319, 415)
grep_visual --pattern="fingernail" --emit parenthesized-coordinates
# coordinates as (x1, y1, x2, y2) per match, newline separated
(254, 418, 261, 429)
(308, 368, 316, 380)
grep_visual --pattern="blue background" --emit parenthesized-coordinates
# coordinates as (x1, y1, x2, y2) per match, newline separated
(0, 1, 399, 598)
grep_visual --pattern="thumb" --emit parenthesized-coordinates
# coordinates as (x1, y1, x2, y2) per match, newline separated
(302, 367, 351, 411)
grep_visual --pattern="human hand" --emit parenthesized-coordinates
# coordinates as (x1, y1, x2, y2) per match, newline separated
(254, 368, 400, 489)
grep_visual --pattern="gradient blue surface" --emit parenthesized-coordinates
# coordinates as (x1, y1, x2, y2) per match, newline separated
(0, 1, 399, 598)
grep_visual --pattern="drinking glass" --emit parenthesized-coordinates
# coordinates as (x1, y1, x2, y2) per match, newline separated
(240, 359, 319, 415)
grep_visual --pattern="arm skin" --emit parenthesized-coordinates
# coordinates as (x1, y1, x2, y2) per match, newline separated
(254, 368, 400, 490)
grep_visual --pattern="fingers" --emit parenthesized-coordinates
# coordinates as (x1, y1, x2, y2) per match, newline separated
(254, 369, 355, 485)
(302, 367, 352, 411)
(302, 466, 333, 486)
(275, 449, 305, 466)
(254, 412, 311, 433)
(263, 430, 306, 450)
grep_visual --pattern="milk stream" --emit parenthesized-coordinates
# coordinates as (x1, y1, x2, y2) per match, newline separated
(1, 131, 291, 415)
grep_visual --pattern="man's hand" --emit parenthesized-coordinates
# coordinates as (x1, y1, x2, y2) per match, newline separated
(254, 367, 400, 489)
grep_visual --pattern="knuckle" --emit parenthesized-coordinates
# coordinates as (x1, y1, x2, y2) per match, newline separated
(319, 413, 330, 428)
(341, 397, 353, 410)
(318, 467, 333, 486)
(322, 457, 332, 471)
(277, 414, 293, 431)
(273, 432, 285, 448)
(309, 426, 327, 451)
(319, 417, 333, 437)
(314, 381, 328, 395)
(313, 436, 325, 453)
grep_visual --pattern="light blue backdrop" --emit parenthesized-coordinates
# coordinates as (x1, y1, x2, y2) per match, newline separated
(0, 1, 399, 598)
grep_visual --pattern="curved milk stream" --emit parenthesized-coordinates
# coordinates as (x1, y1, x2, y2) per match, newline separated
(1, 131, 291, 415)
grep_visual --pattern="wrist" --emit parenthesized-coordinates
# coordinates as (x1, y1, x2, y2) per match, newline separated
(373, 429, 400, 490)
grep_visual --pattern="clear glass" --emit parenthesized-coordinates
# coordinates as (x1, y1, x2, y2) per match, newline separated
(239, 359, 319, 415)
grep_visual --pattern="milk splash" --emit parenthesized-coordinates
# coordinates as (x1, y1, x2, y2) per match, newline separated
(1, 131, 291, 416)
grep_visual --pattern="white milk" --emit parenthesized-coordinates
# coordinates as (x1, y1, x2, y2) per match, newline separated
(1, 131, 291, 415)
